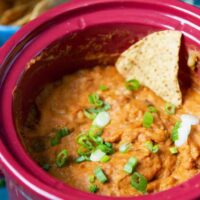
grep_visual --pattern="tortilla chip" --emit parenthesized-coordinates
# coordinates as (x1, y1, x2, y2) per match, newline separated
(116, 30, 182, 106)
(0, 3, 32, 25)
(0, 2, 10, 14)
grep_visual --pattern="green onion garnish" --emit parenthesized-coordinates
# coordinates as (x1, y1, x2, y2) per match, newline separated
(143, 111, 154, 128)
(96, 143, 114, 155)
(85, 102, 111, 116)
(96, 136, 104, 144)
(88, 93, 104, 107)
(94, 167, 108, 183)
(101, 102, 111, 111)
(126, 79, 140, 91)
(93, 111, 110, 128)
(51, 137, 60, 146)
(77, 134, 89, 146)
(131, 172, 147, 193)
(56, 149, 68, 167)
(105, 142, 112, 148)
(171, 121, 181, 142)
(99, 85, 108, 91)
(0, 179, 6, 188)
(83, 109, 97, 120)
(169, 147, 178, 154)
(100, 155, 110, 163)
(90, 149, 106, 162)
(89, 175, 95, 183)
(51, 128, 70, 146)
(77, 146, 92, 156)
(123, 157, 138, 174)
(75, 155, 90, 163)
(76, 93, 113, 163)
(77, 134, 94, 150)
(58, 128, 70, 137)
(148, 106, 157, 113)
(165, 103, 176, 115)
(144, 141, 159, 153)
(42, 163, 50, 171)
(76, 128, 113, 163)
(88, 125, 103, 138)
(91, 136, 104, 145)
(119, 143, 131, 153)
(89, 184, 98, 193)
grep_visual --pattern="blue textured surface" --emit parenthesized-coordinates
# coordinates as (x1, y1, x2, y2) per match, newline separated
(0, 25, 20, 47)
(0, 187, 8, 200)
(181, 0, 200, 7)
(0, 0, 199, 199)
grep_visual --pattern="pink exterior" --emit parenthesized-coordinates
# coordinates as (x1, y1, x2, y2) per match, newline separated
(0, 0, 200, 199)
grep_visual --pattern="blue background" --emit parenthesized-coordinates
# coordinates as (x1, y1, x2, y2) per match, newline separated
(0, 26, 20, 47)
(0, 0, 199, 199)
(0, 187, 8, 199)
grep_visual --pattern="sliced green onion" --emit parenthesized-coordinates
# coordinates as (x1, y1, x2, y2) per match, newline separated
(88, 125, 103, 138)
(0, 179, 6, 188)
(77, 146, 91, 156)
(126, 79, 140, 91)
(51, 128, 70, 146)
(131, 172, 147, 193)
(88, 93, 98, 104)
(51, 137, 60, 146)
(87, 102, 111, 114)
(165, 103, 176, 115)
(88, 93, 104, 107)
(99, 85, 108, 91)
(94, 137, 104, 145)
(144, 141, 153, 150)
(144, 141, 159, 153)
(89, 175, 95, 183)
(148, 106, 157, 113)
(42, 163, 50, 171)
(93, 111, 110, 128)
(86, 108, 100, 114)
(119, 143, 131, 153)
(77, 134, 89, 145)
(56, 149, 68, 167)
(94, 167, 108, 183)
(101, 102, 111, 111)
(90, 102, 111, 114)
(77, 134, 94, 150)
(83, 109, 97, 120)
(91, 136, 104, 145)
(169, 147, 178, 154)
(152, 145, 159, 153)
(105, 142, 112, 148)
(123, 157, 138, 174)
(100, 155, 110, 163)
(57, 128, 70, 137)
(171, 121, 181, 142)
(143, 111, 154, 128)
(89, 184, 98, 193)
(96, 143, 114, 155)
(75, 155, 90, 163)
(90, 149, 106, 162)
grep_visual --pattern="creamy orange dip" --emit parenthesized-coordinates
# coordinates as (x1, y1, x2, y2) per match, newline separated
(21, 65, 200, 196)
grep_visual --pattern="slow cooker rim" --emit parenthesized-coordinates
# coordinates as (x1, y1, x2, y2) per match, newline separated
(0, 0, 200, 199)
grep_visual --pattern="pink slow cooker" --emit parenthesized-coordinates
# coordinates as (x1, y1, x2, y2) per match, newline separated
(0, 0, 200, 199)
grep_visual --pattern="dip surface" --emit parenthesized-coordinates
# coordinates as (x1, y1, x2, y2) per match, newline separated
(21, 66, 200, 196)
